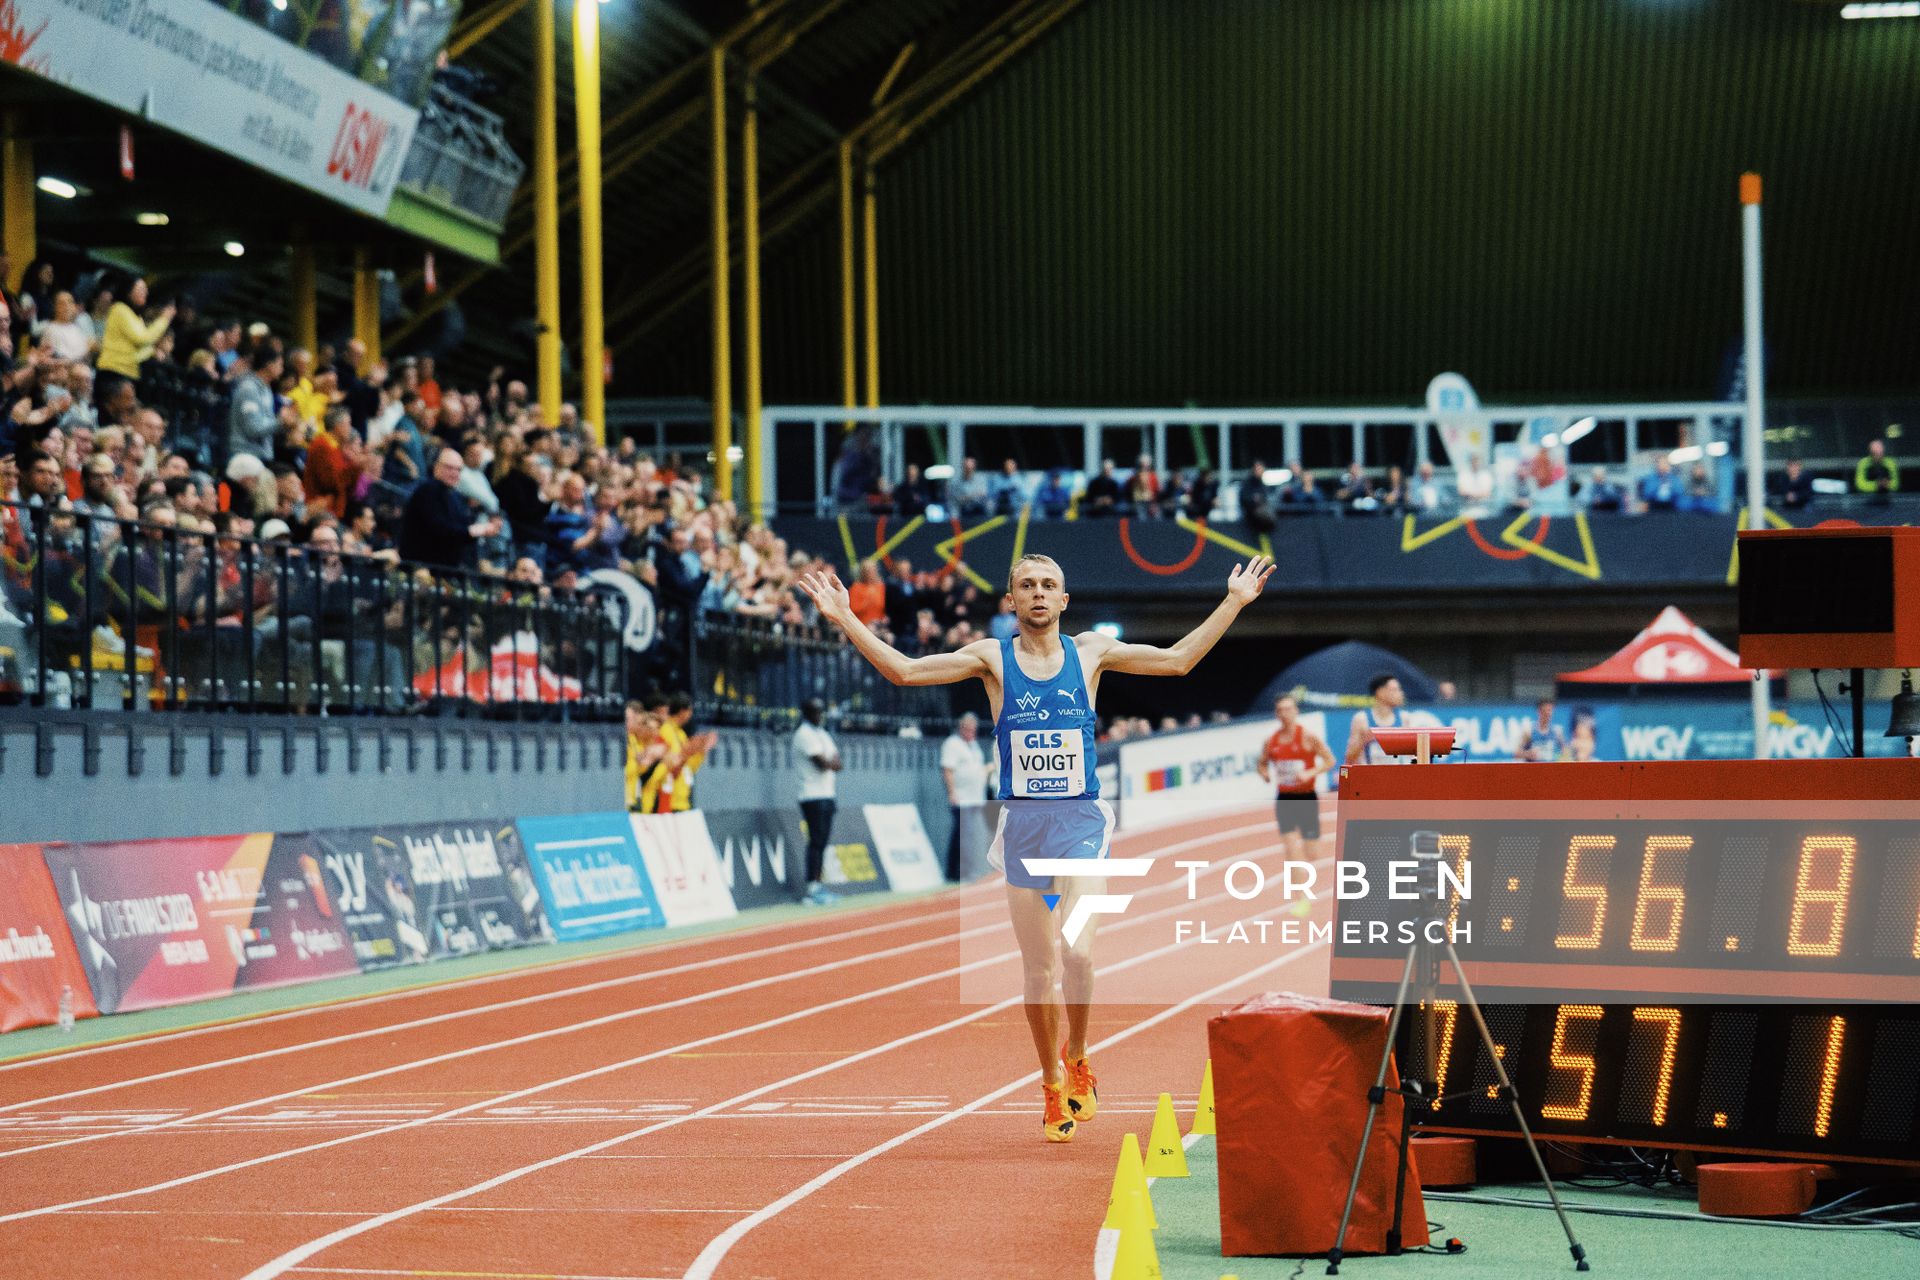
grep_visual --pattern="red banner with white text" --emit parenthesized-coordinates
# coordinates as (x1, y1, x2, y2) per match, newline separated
(0, 844, 100, 1032)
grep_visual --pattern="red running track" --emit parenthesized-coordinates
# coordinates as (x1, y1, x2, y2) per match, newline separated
(0, 805, 1331, 1280)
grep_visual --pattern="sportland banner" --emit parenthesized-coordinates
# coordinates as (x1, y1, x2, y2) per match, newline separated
(0, 844, 99, 1032)
(308, 820, 549, 964)
(40, 833, 358, 1014)
(1116, 714, 1330, 832)
(1, 0, 419, 217)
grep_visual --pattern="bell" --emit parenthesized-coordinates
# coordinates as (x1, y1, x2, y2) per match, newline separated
(1886, 675, 1920, 739)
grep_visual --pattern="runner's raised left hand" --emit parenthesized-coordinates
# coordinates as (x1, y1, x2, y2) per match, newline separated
(1227, 555, 1276, 604)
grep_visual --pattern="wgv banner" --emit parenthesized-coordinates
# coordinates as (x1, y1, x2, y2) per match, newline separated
(517, 813, 663, 942)
(3, 0, 419, 216)
(1340, 700, 1904, 766)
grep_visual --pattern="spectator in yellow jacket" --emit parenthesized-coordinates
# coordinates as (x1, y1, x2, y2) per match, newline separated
(661, 690, 716, 811)
(97, 277, 174, 381)
(624, 703, 669, 812)
(1855, 439, 1900, 506)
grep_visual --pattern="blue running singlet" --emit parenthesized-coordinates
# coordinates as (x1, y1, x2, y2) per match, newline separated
(989, 635, 1111, 890)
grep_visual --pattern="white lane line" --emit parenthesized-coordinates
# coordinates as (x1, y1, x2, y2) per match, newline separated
(682, 939, 1323, 1279)
(3, 837, 1290, 1223)
(237, 868, 1322, 1280)
(0, 817, 1277, 1150)
(0, 905, 955, 1115)
(0, 916, 1001, 1164)
(0, 884, 987, 1075)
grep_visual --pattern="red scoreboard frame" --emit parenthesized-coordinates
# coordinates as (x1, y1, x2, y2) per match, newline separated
(1333, 757, 1920, 1167)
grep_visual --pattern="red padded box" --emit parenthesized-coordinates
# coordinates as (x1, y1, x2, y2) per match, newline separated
(1208, 992, 1428, 1257)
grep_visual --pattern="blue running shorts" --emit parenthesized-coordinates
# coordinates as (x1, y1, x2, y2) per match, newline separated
(989, 797, 1116, 890)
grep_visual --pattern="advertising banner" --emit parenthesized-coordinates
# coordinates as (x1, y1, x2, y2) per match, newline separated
(860, 804, 944, 892)
(517, 813, 663, 941)
(41, 832, 358, 1014)
(703, 808, 804, 909)
(1334, 700, 1901, 768)
(308, 820, 549, 965)
(819, 825, 890, 896)
(0, 844, 98, 1032)
(629, 813, 738, 927)
(1117, 719, 1293, 832)
(3, 0, 420, 217)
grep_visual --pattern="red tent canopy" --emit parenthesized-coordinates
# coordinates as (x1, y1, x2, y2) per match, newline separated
(1558, 606, 1766, 685)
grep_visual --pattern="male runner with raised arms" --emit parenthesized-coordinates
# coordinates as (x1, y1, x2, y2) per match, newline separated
(796, 552, 1274, 1141)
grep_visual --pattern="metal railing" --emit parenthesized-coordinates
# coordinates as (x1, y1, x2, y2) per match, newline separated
(0, 503, 624, 719)
(757, 400, 1755, 516)
(397, 82, 526, 230)
(649, 600, 954, 735)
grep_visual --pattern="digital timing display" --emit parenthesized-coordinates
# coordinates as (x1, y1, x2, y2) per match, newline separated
(1393, 1002, 1920, 1165)
(1335, 819, 1920, 1000)
(1331, 758, 1920, 1162)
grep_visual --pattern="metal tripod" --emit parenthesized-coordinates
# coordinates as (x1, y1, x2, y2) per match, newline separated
(1325, 928, 1590, 1275)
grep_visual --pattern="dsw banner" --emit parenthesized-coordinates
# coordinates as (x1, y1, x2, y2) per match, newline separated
(4, 0, 419, 217)
(41, 833, 358, 1014)
(0, 844, 98, 1032)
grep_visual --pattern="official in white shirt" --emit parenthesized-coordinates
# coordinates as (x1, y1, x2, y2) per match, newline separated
(940, 712, 991, 880)
(792, 697, 843, 904)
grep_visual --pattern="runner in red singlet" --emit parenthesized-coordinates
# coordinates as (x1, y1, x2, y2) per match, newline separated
(1257, 695, 1334, 858)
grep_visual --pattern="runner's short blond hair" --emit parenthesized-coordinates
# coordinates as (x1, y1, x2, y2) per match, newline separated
(1007, 554, 1065, 593)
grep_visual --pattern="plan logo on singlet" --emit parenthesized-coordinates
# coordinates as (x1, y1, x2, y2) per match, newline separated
(1015, 691, 1042, 711)
(1056, 689, 1079, 703)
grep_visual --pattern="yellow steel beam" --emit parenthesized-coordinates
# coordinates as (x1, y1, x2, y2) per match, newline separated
(289, 238, 318, 356)
(576, 0, 607, 444)
(871, 41, 918, 107)
(446, 0, 529, 59)
(533, 0, 562, 422)
(2, 113, 33, 291)
(838, 140, 856, 428)
(861, 166, 878, 409)
(742, 87, 765, 521)
(872, 0, 1086, 163)
(709, 48, 734, 502)
(353, 247, 382, 366)
(604, 0, 1073, 352)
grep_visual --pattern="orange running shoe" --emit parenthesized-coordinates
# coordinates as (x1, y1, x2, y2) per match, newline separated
(1042, 1081, 1076, 1143)
(1062, 1047, 1099, 1121)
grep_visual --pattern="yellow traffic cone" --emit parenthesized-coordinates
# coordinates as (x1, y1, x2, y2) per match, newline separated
(1144, 1091, 1189, 1177)
(1105, 1132, 1157, 1229)
(1111, 1180, 1162, 1280)
(1189, 1060, 1216, 1136)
